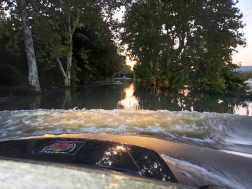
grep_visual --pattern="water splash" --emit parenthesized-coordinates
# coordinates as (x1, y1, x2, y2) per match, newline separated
(161, 155, 245, 189)
(0, 109, 251, 152)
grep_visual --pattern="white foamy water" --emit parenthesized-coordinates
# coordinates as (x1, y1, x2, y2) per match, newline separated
(0, 109, 252, 189)
(161, 155, 245, 189)
(0, 109, 251, 150)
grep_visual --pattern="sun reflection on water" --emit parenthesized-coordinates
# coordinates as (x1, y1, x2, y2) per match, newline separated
(117, 84, 139, 109)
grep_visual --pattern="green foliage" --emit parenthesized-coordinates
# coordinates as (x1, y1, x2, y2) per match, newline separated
(75, 33, 89, 42)
(25, 0, 125, 85)
(0, 64, 27, 86)
(73, 20, 125, 83)
(121, 0, 162, 85)
(134, 62, 152, 83)
(71, 58, 81, 84)
(122, 0, 246, 94)
(39, 67, 64, 88)
(0, 13, 33, 95)
(0, 14, 27, 74)
(0, 0, 128, 92)
(11, 84, 31, 95)
(0, 84, 31, 95)
(118, 64, 132, 76)
(1, 0, 247, 95)
(157, 69, 182, 89)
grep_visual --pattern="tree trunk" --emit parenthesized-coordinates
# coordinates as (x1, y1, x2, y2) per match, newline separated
(150, 55, 157, 86)
(55, 10, 80, 87)
(64, 76, 71, 86)
(56, 56, 71, 87)
(18, 0, 41, 93)
(65, 13, 72, 87)
(166, 32, 173, 68)
(151, 73, 156, 86)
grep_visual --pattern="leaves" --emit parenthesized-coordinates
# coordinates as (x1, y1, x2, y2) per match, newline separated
(75, 33, 89, 41)
(121, 0, 246, 93)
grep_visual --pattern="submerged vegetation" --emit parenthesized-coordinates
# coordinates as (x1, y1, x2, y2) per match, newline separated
(0, 0, 250, 96)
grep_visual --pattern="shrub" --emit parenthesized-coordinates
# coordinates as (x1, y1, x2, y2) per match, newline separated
(11, 84, 31, 95)
(0, 64, 27, 86)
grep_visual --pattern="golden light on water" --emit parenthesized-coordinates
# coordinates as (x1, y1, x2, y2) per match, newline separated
(178, 89, 191, 97)
(117, 84, 139, 109)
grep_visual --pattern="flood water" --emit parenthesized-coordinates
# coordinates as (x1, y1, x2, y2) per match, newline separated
(0, 80, 251, 115)
(0, 79, 252, 188)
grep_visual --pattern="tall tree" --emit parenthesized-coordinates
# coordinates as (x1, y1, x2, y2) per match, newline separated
(32, 0, 125, 87)
(120, 0, 162, 85)
(1, 0, 129, 88)
(121, 0, 246, 93)
(73, 17, 126, 83)
(183, 0, 246, 93)
(54, 1, 81, 87)
(2, 0, 41, 92)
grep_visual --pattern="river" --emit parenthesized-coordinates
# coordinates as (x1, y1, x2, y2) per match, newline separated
(0, 79, 252, 188)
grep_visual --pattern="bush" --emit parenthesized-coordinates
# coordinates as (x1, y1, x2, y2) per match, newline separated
(0, 64, 27, 86)
(0, 84, 31, 96)
(133, 62, 152, 84)
(0, 86, 10, 95)
(11, 84, 31, 95)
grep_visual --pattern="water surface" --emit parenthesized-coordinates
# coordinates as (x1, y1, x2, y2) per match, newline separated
(0, 80, 251, 115)
(0, 80, 252, 188)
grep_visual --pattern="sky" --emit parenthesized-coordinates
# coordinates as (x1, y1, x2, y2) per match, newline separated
(116, 0, 252, 68)
(232, 0, 252, 66)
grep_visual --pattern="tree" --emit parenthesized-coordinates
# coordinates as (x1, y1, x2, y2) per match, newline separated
(121, 0, 246, 93)
(52, 0, 81, 87)
(183, 0, 246, 93)
(1, 0, 133, 91)
(73, 19, 126, 83)
(1, 0, 41, 92)
(0, 13, 28, 88)
(120, 0, 162, 85)
(24, 0, 83, 87)
(0, 13, 26, 70)
(31, 0, 125, 87)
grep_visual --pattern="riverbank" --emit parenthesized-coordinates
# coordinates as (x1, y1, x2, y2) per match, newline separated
(1, 78, 252, 104)
(0, 79, 124, 103)
(0, 87, 63, 103)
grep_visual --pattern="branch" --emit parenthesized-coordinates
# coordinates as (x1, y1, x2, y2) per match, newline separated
(72, 9, 80, 36)
(67, 13, 72, 39)
(29, 0, 37, 10)
(28, 0, 49, 26)
(60, 0, 64, 6)
(56, 57, 67, 79)
(63, 23, 67, 32)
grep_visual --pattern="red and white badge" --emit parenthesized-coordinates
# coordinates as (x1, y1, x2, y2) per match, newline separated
(33, 140, 85, 155)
